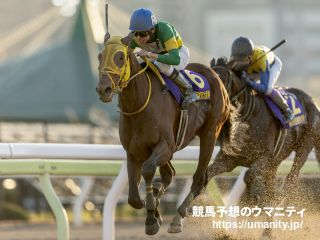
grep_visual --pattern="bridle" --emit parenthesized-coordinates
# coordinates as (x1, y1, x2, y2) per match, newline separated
(99, 36, 151, 116)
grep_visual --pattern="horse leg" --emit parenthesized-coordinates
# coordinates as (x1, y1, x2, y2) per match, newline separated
(127, 154, 144, 209)
(168, 131, 218, 233)
(207, 151, 238, 181)
(152, 162, 175, 226)
(244, 157, 271, 206)
(261, 165, 279, 240)
(142, 140, 172, 235)
(246, 159, 277, 240)
(282, 145, 313, 202)
(154, 162, 174, 197)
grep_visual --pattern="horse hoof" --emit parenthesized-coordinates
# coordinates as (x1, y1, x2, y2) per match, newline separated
(261, 228, 272, 240)
(145, 220, 161, 235)
(167, 223, 182, 233)
(128, 198, 145, 209)
(260, 234, 272, 240)
(168, 214, 183, 233)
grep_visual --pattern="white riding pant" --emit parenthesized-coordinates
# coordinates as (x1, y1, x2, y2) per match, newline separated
(266, 56, 282, 95)
(153, 45, 190, 76)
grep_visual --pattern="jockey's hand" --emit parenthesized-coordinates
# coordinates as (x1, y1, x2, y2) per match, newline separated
(244, 77, 254, 86)
(241, 72, 253, 86)
(136, 50, 158, 60)
(241, 71, 247, 79)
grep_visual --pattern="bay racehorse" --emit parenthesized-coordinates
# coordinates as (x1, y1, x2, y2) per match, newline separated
(208, 60, 320, 238)
(96, 35, 245, 235)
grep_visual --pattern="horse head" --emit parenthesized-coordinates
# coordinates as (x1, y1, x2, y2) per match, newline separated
(96, 35, 134, 102)
(212, 62, 247, 104)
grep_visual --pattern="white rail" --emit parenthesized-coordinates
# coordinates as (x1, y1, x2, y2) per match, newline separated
(0, 143, 316, 240)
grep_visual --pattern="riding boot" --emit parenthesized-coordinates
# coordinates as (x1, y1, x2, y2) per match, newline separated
(269, 89, 294, 122)
(169, 69, 199, 109)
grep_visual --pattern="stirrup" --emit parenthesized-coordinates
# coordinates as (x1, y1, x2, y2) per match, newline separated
(181, 91, 199, 109)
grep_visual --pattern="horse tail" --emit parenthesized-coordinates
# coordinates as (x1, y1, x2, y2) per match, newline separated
(314, 103, 320, 168)
(316, 142, 320, 168)
(315, 107, 320, 168)
(218, 104, 249, 156)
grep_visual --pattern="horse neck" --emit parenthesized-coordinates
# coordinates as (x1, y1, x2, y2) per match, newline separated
(229, 74, 247, 104)
(118, 52, 149, 114)
(229, 73, 258, 120)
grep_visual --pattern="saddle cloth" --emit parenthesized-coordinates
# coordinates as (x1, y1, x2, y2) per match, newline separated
(162, 70, 211, 104)
(264, 88, 306, 129)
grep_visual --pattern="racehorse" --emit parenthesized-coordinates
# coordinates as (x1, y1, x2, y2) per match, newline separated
(208, 60, 320, 237)
(96, 35, 244, 235)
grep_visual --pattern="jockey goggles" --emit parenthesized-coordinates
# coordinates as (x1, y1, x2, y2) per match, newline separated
(134, 30, 151, 37)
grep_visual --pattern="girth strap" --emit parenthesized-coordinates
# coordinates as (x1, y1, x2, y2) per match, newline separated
(175, 109, 189, 151)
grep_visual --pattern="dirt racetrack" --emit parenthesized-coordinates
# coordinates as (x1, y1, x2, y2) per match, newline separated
(0, 214, 319, 240)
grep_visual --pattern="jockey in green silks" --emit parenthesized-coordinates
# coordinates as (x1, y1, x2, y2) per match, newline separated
(128, 8, 199, 109)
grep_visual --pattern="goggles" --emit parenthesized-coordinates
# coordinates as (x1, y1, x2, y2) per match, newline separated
(134, 31, 150, 37)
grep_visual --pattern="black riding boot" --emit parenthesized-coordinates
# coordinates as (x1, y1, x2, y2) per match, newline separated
(269, 90, 294, 122)
(169, 69, 199, 109)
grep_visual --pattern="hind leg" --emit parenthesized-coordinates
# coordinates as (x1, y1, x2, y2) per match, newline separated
(244, 157, 276, 206)
(261, 167, 278, 240)
(152, 162, 175, 198)
(282, 145, 313, 202)
(245, 158, 278, 239)
(142, 140, 172, 235)
(207, 151, 239, 181)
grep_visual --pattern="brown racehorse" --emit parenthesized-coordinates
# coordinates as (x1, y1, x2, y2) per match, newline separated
(96, 35, 241, 235)
(209, 61, 320, 238)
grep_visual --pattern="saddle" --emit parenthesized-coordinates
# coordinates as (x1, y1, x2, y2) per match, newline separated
(144, 60, 211, 106)
(161, 70, 211, 104)
(264, 88, 306, 129)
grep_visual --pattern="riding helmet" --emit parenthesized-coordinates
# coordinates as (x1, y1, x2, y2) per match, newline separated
(129, 8, 157, 31)
(231, 37, 254, 60)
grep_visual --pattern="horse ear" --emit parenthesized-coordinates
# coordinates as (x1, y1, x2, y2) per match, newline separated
(121, 32, 134, 46)
(227, 59, 235, 69)
(104, 32, 110, 44)
(98, 52, 102, 64)
(210, 58, 216, 68)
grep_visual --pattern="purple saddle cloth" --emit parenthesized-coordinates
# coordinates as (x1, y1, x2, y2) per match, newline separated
(162, 69, 211, 104)
(264, 88, 306, 129)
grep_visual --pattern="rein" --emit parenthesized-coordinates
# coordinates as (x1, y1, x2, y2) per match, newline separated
(119, 68, 152, 116)
(118, 57, 152, 116)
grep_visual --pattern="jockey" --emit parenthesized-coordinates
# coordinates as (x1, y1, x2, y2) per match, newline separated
(230, 36, 294, 122)
(128, 8, 199, 109)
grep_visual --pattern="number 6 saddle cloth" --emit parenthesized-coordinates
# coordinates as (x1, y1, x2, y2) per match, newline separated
(264, 88, 306, 129)
(162, 69, 211, 104)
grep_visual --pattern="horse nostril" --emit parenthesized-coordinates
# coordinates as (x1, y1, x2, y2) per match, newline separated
(105, 87, 112, 95)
